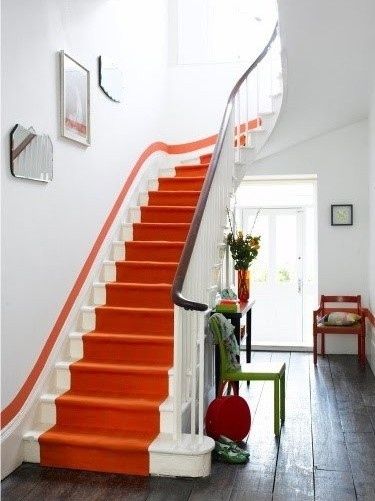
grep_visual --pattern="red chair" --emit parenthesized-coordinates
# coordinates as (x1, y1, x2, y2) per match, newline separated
(313, 295, 366, 368)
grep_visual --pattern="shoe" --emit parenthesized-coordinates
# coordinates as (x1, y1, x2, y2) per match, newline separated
(218, 435, 250, 457)
(214, 441, 249, 464)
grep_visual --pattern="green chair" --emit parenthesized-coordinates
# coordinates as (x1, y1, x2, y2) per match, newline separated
(209, 315, 286, 436)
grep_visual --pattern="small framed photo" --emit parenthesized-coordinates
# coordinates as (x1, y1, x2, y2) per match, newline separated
(60, 51, 90, 146)
(331, 204, 353, 226)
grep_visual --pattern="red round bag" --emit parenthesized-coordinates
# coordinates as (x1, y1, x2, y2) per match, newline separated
(205, 395, 251, 441)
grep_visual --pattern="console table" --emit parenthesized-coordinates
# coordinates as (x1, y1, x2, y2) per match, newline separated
(212, 299, 255, 396)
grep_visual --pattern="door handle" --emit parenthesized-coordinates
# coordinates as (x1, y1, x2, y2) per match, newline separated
(298, 278, 303, 294)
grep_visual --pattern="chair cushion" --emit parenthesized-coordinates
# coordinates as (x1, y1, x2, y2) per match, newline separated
(321, 311, 361, 326)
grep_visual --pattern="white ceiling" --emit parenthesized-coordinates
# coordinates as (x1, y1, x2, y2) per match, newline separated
(262, 0, 375, 156)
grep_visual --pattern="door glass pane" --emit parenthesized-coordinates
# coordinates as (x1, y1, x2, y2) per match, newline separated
(246, 213, 269, 283)
(275, 214, 297, 284)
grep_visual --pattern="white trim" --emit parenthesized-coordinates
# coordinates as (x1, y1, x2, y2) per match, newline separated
(250, 344, 313, 352)
(243, 174, 318, 182)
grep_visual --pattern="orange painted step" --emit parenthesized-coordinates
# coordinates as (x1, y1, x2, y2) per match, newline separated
(115, 260, 178, 283)
(39, 427, 152, 476)
(175, 163, 209, 178)
(82, 332, 173, 365)
(133, 222, 190, 241)
(148, 190, 200, 207)
(157, 176, 205, 191)
(125, 241, 184, 262)
(95, 306, 173, 334)
(70, 361, 169, 398)
(105, 282, 172, 308)
(140, 206, 195, 223)
(200, 153, 212, 164)
(55, 392, 161, 433)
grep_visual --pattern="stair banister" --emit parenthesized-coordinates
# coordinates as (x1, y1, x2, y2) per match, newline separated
(171, 24, 280, 446)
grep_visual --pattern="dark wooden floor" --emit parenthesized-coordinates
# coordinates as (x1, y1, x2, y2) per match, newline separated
(2, 352, 375, 500)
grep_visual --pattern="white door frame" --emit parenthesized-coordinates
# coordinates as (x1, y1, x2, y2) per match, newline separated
(238, 205, 313, 351)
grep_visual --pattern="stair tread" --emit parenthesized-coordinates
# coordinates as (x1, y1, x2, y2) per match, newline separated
(72, 361, 170, 374)
(158, 176, 205, 181)
(40, 426, 154, 450)
(158, 176, 206, 183)
(84, 332, 173, 342)
(58, 391, 163, 409)
(116, 260, 178, 266)
(94, 304, 173, 310)
(148, 190, 200, 194)
(126, 241, 185, 246)
(105, 282, 171, 289)
(175, 163, 209, 168)
(141, 205, 196, 211)
(133, 222, 190, 227)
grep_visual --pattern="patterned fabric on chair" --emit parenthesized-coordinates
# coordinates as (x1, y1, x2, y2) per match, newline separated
(313, 295, 366, 367)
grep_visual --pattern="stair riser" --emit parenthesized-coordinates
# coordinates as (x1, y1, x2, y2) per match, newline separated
(200, 154, 212, 164)
(40, 445, 149, 476)
(141, 207, 195, 223)
(157, 178, 204, 191)
(115, 263, 177, 283)
(55, 401, 160, 434)
(125, 243, 183, 262)
(102, 262, 116, 282)
(95, 308, 173, 334)
(249, 130, 268, 150)
(39, 398, 175, 434)
(148, 191, 200, 207)
(105, 284, 173, 308)
(112, 242, 125, 261)
(82, 337, 173, 365)
(175, 166, 208, 178)
(70, 368, 169, 397)
(132, 225, 189, 242)
(55, 364, 174, 397)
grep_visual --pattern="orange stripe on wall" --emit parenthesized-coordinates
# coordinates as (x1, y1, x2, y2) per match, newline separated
(1, 119, 261, 429)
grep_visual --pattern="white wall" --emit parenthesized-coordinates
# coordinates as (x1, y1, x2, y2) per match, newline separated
(162, 0, 254, 143)
(1, 0, 168, 409)
(248, 120, 369, 353)
(368, 86, 375, 370)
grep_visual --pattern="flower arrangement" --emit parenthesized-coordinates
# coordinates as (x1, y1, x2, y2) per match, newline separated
(226, 208, 261, 301)
(227, 231, 260, 270)
(226, 208, 261, 270)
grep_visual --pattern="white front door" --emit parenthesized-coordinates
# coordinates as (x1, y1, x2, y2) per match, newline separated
(241, 207, 304, 346)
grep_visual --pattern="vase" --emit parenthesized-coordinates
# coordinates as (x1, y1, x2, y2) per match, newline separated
(237, 269, 250, 302)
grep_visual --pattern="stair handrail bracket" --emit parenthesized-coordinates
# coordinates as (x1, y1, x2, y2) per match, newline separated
(171, 24, 281, 449)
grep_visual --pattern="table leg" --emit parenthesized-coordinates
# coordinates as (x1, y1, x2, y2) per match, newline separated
(274, 379, 280, 436)
(233, 317, 240, 395)
(246, 308, 252, 363)
(280, 372, 285, 423)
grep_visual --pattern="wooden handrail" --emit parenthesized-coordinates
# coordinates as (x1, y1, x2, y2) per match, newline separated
(172, 24, 279, 311)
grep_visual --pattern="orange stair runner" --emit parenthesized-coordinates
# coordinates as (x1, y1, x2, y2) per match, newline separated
(38, 156, 211, 476)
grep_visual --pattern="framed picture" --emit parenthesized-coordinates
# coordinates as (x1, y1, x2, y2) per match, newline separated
(331, 204, 353, 226)
(60, 51, 90, 146)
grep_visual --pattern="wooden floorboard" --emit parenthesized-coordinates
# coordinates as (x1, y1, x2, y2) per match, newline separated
(309, 355, 352, 472)
(272, 352, 314, 500)
(2, 352, 375, 501)
(329, 355, 375, 500)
